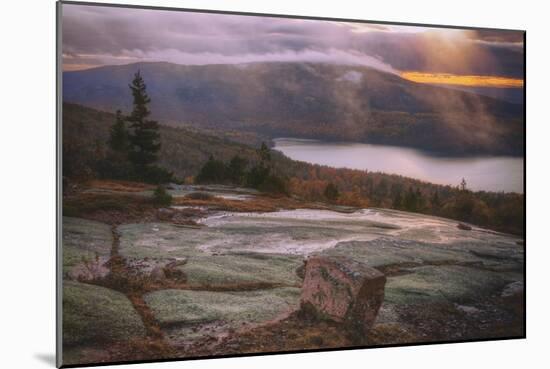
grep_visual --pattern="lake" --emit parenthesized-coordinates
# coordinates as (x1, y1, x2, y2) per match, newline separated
(273, 138, 524, 193)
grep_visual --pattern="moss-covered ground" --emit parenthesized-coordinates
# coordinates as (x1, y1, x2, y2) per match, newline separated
(63, 281, 146, 346)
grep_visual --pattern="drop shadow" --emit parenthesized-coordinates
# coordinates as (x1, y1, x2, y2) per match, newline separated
(34, 353, 56, 366)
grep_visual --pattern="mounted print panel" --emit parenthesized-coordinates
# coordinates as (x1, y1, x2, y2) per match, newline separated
(57, 1, 525, 367)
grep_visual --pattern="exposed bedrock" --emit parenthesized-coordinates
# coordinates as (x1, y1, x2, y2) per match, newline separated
(300, 256, 386, 341)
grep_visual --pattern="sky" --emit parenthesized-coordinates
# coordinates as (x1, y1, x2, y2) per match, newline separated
(62, 4, 524, 88)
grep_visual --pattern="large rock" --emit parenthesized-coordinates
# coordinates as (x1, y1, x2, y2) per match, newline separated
(457, 222, 472, 231)
(300, 256, 386, 337)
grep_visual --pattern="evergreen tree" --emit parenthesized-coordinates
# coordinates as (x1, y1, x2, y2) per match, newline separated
(416, 188, 425, 210)
(153, 185, 173, 206)
(374, 178, 389, 199)
(245, 164, 270, 188)
(392, 189, 402, 209)
(404, 187, 418, 212)
(258, 142, 271, 163)
(324, 183, 340, 202)
(460, 178, 468, 191)
(227, 155, 248, 184)
(127, 71, 161, 172)
(97, 110, 132, 179)
(246, 142, 272, 188)
(108, 110, 129, 153)
(195, 155, 227, 183)
(431, 190, 441, 208)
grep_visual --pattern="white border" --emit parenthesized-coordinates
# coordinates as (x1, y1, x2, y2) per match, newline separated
(2, 1, 548, 369)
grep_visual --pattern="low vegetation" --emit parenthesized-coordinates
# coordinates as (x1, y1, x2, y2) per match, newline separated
(63, 281, 146, 346)
(195, 143, 288, 195)
(144, 287, 300, 328)
(153, 185, 173, 206)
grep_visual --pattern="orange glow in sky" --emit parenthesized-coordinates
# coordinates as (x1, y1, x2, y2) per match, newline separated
(401, 71, 524, 88)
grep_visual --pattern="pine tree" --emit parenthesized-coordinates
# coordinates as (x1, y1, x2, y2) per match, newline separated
(246, 142, 272, 188)
(258, 142, 271, 164)
(227, 155, 248, 184)
(153, 185, 173, 206)
(108, 110, 129, 153)
(392, 190, 402, 209)
(404, 187, 418, 212)
(324, 183, 340, 202)
(416, 188, 425, 211)
(431, 190, 441, 208)
(195, 155, 227, 184)
(460, 178, 467, 191)
(127, 71, 161, 172)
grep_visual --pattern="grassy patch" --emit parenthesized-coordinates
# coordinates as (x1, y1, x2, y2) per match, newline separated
(63, 281, 146, 346)
(144, 287, 300, 327)
(183, 253, 302, 286)
(384, 265, 510, 305)
(118, 222, 208, 259)
(318, 238, 482, 269)
(62, 217, 112, 270)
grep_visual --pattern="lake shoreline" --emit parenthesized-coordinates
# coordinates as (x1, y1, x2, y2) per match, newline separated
(273, 137, 524, 194)
(272, 137, 524, 159)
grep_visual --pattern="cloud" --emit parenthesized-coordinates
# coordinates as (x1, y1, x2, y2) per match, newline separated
(464, 29, 524, 43)
(62, 3, 524, 79)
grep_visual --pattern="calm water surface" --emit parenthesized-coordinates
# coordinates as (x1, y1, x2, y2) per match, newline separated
(273, 138, 524, 193)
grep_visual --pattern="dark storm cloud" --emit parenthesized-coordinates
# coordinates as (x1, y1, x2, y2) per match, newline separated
(465, 29, 524, 43)
(62, 3, 524, 79)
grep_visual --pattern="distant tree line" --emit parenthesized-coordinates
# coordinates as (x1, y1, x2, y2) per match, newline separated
(195, 142, 288, 195)
(285, 165, 523, 236)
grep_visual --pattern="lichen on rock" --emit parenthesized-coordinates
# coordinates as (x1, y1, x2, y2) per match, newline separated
(300, 256, 386, 340)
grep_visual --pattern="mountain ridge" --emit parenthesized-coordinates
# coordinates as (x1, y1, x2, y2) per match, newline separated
(63, 61, 524, 156)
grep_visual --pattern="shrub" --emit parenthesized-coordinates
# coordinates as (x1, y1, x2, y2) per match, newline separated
(153, 185, 173, 206)
(258, 174, 289, 196)
(140, 165, 174, 184)
(195, 156, 228, 184)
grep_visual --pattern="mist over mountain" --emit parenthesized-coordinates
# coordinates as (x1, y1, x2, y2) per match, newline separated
(438, 85, 524, 104)
(63, 62, 523, 156)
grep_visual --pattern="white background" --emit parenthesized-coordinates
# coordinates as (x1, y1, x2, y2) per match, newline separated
(1, 0, 547, 368)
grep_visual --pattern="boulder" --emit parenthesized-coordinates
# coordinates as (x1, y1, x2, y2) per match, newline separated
(501, 281, 524, 298)
(166, 257, 188, 269)
(157, 207, 175, 221)
(457, 223, 472, 231)
(150, 266, 167, 282)
(300, 256, 386, 338)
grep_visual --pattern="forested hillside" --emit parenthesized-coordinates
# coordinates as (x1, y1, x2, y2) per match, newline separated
(63, 62, 524, 156)
(63, 103, 523, 235)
